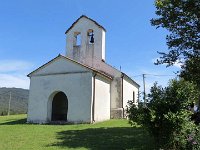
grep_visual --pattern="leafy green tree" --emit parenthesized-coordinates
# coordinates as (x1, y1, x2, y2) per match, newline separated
(151, 0, 200, 107)
(127, 79, 200, 149)
(180, 56, 200, 111)
(151, 0, 200, 65)
(180, 56, 200, 87)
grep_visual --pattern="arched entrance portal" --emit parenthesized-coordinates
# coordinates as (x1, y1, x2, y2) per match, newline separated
(51, 92, 68, 121)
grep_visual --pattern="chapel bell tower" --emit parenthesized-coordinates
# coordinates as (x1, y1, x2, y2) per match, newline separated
(65, 15, 106, 66)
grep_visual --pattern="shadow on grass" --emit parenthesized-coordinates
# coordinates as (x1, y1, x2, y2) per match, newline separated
(48, 127, 155, 150)
(0, 118, 27, 125)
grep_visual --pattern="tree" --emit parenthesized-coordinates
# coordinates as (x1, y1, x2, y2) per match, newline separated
(180, 55, 200, 112)
(151, 0, 200, 108)
(180, 56, 200, 88)
(127, 79, 200, 149)
(151, 0, 200, 66)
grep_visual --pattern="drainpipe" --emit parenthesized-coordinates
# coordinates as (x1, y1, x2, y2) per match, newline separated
(92, 73, 97, 123)
(121, 73, 124, 118)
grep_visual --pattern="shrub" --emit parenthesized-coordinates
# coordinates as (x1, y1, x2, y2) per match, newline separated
(127, 79, 200, 149)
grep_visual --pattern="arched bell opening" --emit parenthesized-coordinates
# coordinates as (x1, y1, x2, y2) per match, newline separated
(87, 29, 94, 44)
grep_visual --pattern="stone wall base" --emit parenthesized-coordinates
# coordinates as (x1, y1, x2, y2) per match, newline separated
(111, 108, 124, 119)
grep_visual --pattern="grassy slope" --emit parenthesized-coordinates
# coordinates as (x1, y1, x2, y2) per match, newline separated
(0, 115, 155, 150)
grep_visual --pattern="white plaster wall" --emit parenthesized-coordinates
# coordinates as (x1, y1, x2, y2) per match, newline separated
(66, 17, 105, 63)
(86, 60, 122, 110)
(65, 16, 140, 119)
(94, 75, 110, 122)
(123, 78, 139, 109)
(27, 72, 93, 123)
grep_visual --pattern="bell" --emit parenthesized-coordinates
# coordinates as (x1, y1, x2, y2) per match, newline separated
(90, 34, 94, 43)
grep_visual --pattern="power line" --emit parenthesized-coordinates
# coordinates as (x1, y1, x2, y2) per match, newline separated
(131, 74, 176, 78)
(132, 74, 143, 77)
(131, 73, 177, 104)
(145, 74, 176, 77)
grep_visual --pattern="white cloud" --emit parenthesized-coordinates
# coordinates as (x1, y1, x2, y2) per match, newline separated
(0, 60, 33, 73)
(0, 60, 34, 89)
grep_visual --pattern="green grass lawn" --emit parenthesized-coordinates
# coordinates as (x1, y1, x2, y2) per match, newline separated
(0, 114, 155, 150)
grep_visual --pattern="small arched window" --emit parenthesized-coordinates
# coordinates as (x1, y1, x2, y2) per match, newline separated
(87, 29, 94, 44)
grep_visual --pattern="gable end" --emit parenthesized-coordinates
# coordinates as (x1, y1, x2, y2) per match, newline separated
(65, 15, 106, 34)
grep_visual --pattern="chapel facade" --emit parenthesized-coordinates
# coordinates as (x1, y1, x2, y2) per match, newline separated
(27, 15, 139, 123)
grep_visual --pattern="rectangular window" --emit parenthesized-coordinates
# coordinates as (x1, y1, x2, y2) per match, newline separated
(76, 34, 81, 45)
(74, 32, 81, 46)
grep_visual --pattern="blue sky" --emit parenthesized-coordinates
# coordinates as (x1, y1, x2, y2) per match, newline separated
(0, 0, 180, 92)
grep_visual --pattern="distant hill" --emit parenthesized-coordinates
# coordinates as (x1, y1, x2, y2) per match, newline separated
(0, 87, 29, 115)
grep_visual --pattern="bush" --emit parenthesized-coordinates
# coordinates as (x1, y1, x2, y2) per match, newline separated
(127, 79, 200, 149)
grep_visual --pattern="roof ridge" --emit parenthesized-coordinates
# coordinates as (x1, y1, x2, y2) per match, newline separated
(65, 15, 106, 34)
(27, 54, 113, 80)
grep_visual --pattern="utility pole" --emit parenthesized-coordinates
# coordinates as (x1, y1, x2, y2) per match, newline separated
(8, 91, 11, 116)
(142, 74, 146, 106)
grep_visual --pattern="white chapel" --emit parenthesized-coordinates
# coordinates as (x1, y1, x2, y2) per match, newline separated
(27, 15, 139, 123)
